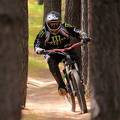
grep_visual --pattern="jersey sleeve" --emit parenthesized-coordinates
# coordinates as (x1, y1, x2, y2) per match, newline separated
(34, 29, 46, 49)
(63, 23, 81, 39)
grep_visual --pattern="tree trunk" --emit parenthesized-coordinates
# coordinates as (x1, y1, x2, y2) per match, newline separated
(87, 0, 93, 97)
(81, 0, 88, 33)
(65, 0, 81, 27)
(37, 0, 43, 5)
(43, 0, 61, 24)
(81, 0, 88, 85)
(0, 0, 28, 119)
(65, 0, 82, 73)
(21, 0, 29, 108)
(88, 0, 93, 37)
(89, 0, 120, 120)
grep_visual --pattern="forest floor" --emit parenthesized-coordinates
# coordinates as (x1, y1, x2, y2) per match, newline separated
(22, 69, 91, 120)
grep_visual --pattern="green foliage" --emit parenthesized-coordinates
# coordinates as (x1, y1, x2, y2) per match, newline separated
(28, 55, 49, 78)
(28, 0, 44, 48)
(29, 56, 48, 69)
(28, 0, 66, 78)
(28, 0, 47, 78)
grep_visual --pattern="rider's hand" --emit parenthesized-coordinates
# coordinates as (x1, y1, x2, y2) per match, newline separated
(82, 37, 91, 44)
(35, 47, 45, 54)
(81, 32, 91, 44)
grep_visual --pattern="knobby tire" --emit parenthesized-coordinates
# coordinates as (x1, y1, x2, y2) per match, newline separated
(64, 75, 76, 112)
(71, 70, 88, 113)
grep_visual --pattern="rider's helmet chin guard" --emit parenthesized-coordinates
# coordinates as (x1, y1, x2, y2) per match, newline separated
(45, 11, 61, 34)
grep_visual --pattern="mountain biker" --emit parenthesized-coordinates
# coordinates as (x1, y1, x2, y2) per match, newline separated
(34, 11, 90, 96)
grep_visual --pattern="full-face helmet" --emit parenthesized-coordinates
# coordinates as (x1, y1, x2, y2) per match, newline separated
(45, 11, 61, 33)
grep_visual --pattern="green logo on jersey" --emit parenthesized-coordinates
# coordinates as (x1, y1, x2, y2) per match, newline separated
(65, 23, 73, 28)
(51, 35, 61, 45)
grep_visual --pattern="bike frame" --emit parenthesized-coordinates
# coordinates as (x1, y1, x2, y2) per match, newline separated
(63, 53, 79, 78)
(61, 53, 79, 95)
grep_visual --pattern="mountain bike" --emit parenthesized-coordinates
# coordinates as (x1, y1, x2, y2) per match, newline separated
(42, 41, 89, 113)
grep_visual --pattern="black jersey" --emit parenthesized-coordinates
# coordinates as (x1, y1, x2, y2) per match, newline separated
(34, 23, 81, 50)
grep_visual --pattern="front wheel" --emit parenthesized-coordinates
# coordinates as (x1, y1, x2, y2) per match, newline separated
(65, 92, 76, 112)
(71, 70, 88, 113)
(64, 76, 76, 112)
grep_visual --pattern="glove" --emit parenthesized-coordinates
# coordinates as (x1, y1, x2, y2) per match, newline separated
(81, 32, 91, 44)
(35, 47, 45, 54)
(82, 37, 91, 44)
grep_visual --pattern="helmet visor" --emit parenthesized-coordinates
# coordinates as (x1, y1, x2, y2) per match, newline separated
(48, 21, 61, 30)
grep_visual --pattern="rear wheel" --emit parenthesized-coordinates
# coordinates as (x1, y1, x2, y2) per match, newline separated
(71, 70, 88, 113)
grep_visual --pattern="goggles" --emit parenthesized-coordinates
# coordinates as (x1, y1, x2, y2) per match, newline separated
(48, 21, 61, 30)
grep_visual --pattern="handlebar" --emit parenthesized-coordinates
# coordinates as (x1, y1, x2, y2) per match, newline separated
(47, 42, 83, 53)
(41, 38, 91, 55)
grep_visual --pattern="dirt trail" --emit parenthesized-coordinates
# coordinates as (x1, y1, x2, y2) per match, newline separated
(23, 76, 91, 120)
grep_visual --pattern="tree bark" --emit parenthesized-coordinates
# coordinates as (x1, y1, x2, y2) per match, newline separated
(81, 0, 88, 33)
(37, 0, 43, 5)
(89, 0, 120, 120)
(87, 0, 93, 97)
(0, 0, 28, 119)
(65, 0, 81, 27)
(88, 0, 93, 37)
(65, 0, 82, 73)
(21, 0, 28, 108)
(43, 0, 61, 24)
(81, 0, 88, 85)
